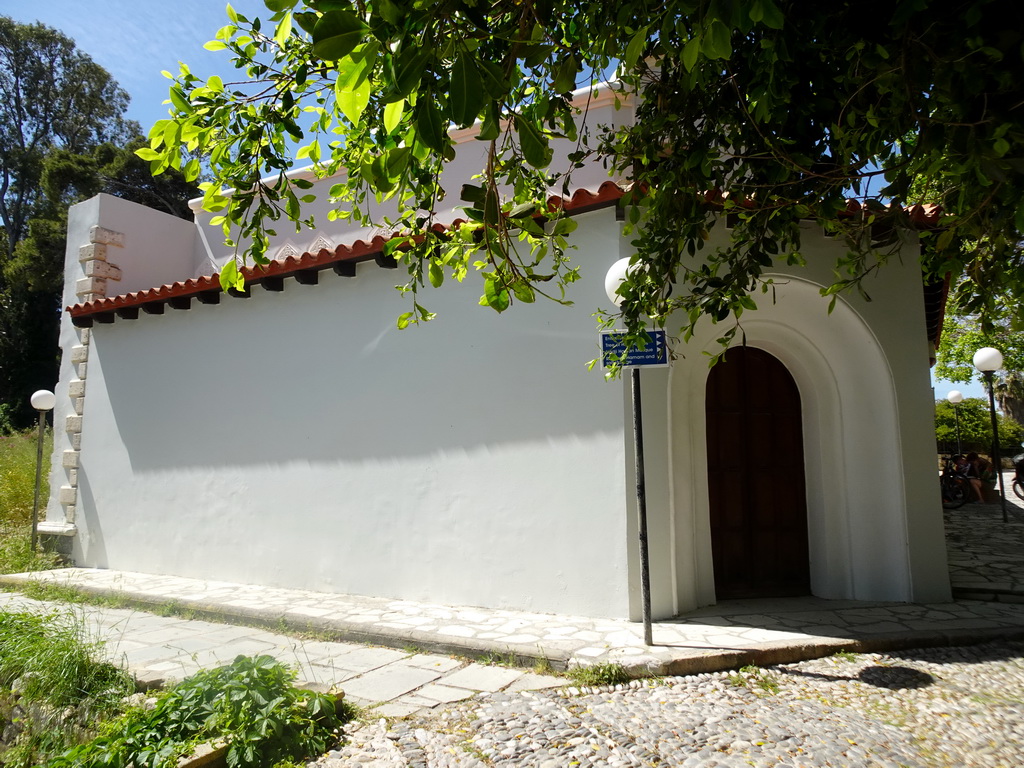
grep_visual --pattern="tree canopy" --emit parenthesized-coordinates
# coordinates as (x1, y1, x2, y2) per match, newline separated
(0, 17, 198, 429)
(146, 0, 1023, 348)
(934, 396, 1023, 455)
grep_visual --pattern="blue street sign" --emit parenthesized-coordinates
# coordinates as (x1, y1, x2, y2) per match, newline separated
(601, 330, 669, 368)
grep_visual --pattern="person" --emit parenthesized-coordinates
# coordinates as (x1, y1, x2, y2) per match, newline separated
(963, 452, 994, 503)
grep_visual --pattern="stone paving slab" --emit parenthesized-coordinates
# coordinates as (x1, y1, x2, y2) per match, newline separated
(0, 591, 562, 717)
(5, 566, 1024, 682)
(4, 488, 1024, 689)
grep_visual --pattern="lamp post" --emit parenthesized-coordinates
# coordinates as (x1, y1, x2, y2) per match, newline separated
(973, 348, 1008, 523)
(605, 258, 653, 646)
(947, 390, 964, 455)
(29, 389, 55, 551)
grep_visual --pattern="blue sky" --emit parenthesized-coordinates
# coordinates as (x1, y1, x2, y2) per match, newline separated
(4, 0, 268, 133)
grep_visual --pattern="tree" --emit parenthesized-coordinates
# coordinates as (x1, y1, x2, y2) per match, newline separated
(0, 17, 135, 259)
(934, 397, 1023, 455)
(0, 18, 199, 428)
(934, 292, 1024, 422)
(146, 1, 1024, 351)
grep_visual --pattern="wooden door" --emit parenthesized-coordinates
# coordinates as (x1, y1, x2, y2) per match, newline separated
(705, 347, 810, 599)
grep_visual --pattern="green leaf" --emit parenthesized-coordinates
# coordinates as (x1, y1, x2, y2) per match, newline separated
(378, 0, 404, 25)
(550, 217, 578, 236)
(553, 54, 579, 93)
(508, 202, 537, 219)
(428, 262, 444, 287)
(682, 37, 700, 71)
(390, 48, 432, 98)
(384, 146, 411, 181)
(702, 21, 732, 60)
(274, 12, 293, 45)
(760, 0, 785, 28)
(312, 11, 368, 61)
(483, 276, 510, 312)
(219, 259, 245, 292)
(203, 40, 228, 51)
(168, 86, 193, 114)
(477, 102, 500, 141)
(477, 60, 507, 100)
(623, 28, 647, 71)
(511, 280, 536, 303)
(338, 79, 371, 124)
(264, 0, 297, 11)
(294, 11, 318, 34)
(415, 99, 446, 152)
(335, 43, 378, 92)
(450, 54, 485, 128)
(517, 117, 552, 168)
(383, 100, 405, 134)
(460, 183, 485, 203)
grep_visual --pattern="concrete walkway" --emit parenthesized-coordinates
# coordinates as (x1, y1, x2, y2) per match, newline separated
(1, 482, 1022, 716)
(945, 470, 1024, 601)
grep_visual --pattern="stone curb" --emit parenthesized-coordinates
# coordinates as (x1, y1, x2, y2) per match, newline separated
(6, 574, 1024, 683)
(636, 626, 1024, 678)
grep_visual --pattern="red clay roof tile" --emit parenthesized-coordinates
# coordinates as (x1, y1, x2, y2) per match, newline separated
(67, 181, 943, 322)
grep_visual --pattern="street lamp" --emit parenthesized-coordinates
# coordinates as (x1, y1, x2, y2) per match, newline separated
(947, 390, 964, 455)
(973, 348, 1008, 523)
(29, 389, 55, 551)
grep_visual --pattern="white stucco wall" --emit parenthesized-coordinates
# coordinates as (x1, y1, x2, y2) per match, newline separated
(46, 87, 951, 620)
(638, 222, 951, 617)
(54, 205, 633, 618)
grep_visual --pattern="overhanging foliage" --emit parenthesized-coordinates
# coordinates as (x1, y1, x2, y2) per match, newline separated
(146, 0, 1024, 349)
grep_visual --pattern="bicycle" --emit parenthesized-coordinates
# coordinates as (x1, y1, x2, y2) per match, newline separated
(1012, 452, 1024, 502)
(940, 456, 969, 509)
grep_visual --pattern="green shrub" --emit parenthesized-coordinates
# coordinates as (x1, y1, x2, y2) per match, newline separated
(47, 655, 346, 768)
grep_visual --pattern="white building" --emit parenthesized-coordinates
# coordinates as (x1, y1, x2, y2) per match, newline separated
(42, 88, 951, 620)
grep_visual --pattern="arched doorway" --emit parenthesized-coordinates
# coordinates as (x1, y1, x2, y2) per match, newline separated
(705, 346, 811, 599)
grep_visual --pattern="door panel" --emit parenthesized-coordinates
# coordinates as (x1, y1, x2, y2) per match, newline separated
(706, 347, 811, 599)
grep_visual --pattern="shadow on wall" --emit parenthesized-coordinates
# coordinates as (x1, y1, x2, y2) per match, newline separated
(93, 277, 623, 472)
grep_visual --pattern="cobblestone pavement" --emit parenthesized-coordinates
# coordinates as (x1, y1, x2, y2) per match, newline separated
(2, 482, 1024, 762)
(321, 638, 1024, 768)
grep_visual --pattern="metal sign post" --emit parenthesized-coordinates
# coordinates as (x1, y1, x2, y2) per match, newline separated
(601, 331, 668, 647)
(630, 366, 653, 646)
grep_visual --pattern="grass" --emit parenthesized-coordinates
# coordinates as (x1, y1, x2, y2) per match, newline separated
(565, 662, 631, 687)
(0, 608, 135, 767)
(0, 427, 51, 525)
(0, 427, 62, 575)
(0, 607, 354, 768)
(727, 664, 780, 694)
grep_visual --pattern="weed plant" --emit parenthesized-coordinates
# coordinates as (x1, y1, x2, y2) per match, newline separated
(566, 662, 631, 687)
(47, 655, 348, 768)
(0, 609, 134, 766)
